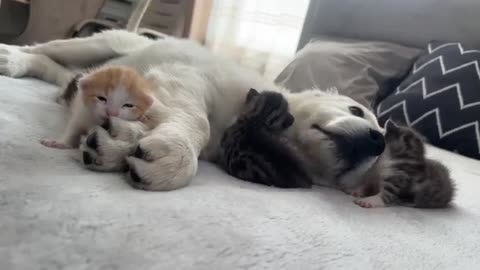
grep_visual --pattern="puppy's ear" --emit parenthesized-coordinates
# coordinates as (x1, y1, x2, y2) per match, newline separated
(246, 88, 260, 103)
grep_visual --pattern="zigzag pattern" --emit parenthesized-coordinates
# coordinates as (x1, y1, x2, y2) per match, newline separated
(427, 42, 480, 55)
(377, 42, 480, 155)
(412, 55, 480, 80)
(381, 79, 480, 115)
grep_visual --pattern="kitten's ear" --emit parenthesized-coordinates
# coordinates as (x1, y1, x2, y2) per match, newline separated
(385, 119, 399, 132)
(77, 76, 92, 91)
(246, 88, 260, 103)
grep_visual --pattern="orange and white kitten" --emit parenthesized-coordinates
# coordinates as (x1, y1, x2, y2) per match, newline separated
(41, 66, 154, 149)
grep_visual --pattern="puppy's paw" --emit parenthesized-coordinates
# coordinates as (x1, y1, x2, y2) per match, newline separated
(0, 45, 32, 78)
(78, 126, 134, 172)
(126, 134, 197, 191)
(132, 144, 154, 162)
(104, 117, 148, 142)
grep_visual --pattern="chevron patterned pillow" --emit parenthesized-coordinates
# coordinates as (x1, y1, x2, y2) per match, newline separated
(376, 41, 480, 160)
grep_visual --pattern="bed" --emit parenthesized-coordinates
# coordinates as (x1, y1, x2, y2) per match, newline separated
(2, 0, 480, 269)
(1, 76, 480, 269)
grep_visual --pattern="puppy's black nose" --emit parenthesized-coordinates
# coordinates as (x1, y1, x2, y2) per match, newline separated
(86, 132, 98, 150)
(334, 128, 385, 165)
(349, 129, 385, 159)
(368, 129, 385, 156)
(83, 152, 93, 165)
(350, 129, 385, 158)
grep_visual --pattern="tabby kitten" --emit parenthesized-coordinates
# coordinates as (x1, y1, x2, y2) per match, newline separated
(41, 66, 154, 149)
(219, 88, 312, 188)
(354, 120, 455, 208)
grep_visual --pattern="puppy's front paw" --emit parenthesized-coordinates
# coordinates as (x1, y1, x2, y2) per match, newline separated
(104, 117, 148, 141)
(126, 134, 197, 191)
(79, 127, 134, 172)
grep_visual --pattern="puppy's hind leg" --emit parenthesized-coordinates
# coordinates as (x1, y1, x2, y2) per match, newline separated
(23, 30, 154, 67)
(1, 30, 152, 89)
(0, 46, 75, 87)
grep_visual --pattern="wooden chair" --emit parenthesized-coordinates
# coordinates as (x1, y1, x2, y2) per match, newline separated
(71, 0, 195, 40)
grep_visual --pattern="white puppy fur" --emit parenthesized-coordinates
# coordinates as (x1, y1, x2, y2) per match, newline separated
(0, 30, 382, 191)
(79, 118, 148, 172)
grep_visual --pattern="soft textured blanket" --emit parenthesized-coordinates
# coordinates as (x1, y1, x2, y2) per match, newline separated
(1, 77, 479, 270)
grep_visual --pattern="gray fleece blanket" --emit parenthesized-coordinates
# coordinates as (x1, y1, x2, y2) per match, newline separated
(1, 76, 480, 270)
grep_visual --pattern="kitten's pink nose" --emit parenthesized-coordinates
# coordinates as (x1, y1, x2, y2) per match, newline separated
(107, 109, 119, 117)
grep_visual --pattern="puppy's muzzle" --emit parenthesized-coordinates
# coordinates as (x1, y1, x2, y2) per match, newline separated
(334, 128, 385, 165)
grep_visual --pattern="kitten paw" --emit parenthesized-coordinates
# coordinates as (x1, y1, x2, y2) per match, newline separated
(0, 45, 32, 78)
(350, 191, 363, 198)
(40, 139, 72, 149)
(340, 185, 364, 197)
(354, 195, 385, 208)
(354, 199, 373, 208)
(248, 91, 293, 131)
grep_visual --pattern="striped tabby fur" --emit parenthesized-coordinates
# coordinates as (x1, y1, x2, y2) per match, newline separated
(354, 120, 455, 208)
(220, 89, 312, 188)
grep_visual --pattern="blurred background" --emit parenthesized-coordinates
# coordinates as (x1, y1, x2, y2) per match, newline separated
(0, 0, 310, 80)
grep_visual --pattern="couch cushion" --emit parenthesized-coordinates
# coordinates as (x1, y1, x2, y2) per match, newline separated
(376, 41, 480, 160)
(298, 0, 480, 51)
(275, 38, 419, 107)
